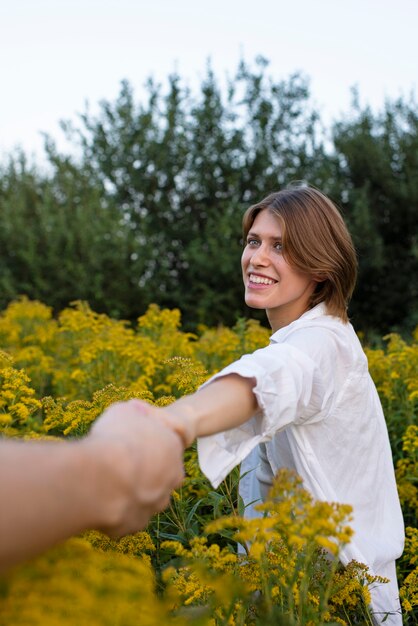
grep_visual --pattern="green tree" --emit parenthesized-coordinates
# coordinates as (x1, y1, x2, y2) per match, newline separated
(1, 59, 416, 334)
(60, 58, 325, 327)
(0, 149, 138, 318)
(330, 94, 418, 335)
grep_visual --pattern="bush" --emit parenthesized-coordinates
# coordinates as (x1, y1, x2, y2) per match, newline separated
(0, 298, 417, 624)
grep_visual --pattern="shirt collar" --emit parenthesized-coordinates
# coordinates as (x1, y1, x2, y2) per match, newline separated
(269, 302, 328, 343)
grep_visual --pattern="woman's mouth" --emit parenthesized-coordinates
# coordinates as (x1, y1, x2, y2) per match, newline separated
(248, 273, 277, 286)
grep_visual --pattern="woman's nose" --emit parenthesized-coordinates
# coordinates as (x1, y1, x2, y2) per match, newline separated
(250, 245, 269, 266)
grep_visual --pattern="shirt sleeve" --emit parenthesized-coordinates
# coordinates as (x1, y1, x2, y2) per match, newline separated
(197, 340, 332, 488)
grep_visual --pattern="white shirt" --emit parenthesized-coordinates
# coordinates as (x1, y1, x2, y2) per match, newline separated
(198, 303, 404, 625)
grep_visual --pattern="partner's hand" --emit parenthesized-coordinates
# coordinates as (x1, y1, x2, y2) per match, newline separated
(87, 400, 185, 536)
(120, 399, 197, 448)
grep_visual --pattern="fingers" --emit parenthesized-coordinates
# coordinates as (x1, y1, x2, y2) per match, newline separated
(127, 399, 152, 414)
(122, 399, 195, 449)
(88, 399, 188, 538)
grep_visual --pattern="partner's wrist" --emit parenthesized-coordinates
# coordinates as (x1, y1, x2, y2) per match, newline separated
(78, 438, 134, 534)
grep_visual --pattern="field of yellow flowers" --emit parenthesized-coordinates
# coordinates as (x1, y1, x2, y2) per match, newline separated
(0, 297, 417, 625)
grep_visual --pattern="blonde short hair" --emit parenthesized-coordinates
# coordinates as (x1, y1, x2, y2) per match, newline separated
(242, 186, 357, 322)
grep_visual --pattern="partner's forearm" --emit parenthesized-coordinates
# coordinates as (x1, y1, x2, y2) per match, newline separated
(0, 439, 113, 571)
(165, 374, 258, 444)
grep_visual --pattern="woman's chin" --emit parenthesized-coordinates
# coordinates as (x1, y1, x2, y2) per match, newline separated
(244, 295, 265, 310)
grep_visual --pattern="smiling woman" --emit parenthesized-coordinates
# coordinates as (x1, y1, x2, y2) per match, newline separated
(241, 185, 358, 327)
(141, 183, 404, 625)
(242, 210, 319, 331)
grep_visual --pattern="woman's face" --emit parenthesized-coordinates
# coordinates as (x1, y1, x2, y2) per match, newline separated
(241, 209, 317, 331)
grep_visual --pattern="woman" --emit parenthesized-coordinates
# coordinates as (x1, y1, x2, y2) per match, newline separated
(156, 184, 404, 624)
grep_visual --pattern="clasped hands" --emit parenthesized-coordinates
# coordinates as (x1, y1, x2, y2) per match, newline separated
(130, 399, 197, 448)
(84, 398, 197, 539)
(87, 375, 254, 538)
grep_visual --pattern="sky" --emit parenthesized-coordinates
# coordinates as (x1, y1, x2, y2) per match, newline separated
(1, 0, 417, 163)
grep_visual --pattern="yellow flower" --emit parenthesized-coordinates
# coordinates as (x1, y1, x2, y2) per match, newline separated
(1, 298, 417, 625)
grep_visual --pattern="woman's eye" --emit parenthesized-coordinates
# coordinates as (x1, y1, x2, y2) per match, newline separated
(247, 238, 259, 246)
(274, 242, 283, 251)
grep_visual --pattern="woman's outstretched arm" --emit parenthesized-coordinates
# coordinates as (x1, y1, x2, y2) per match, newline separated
(161, 374, 258, 446)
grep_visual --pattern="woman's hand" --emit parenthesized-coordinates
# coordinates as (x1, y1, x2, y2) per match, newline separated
(131, 373, 257, 446)
(127, 399, 197, 448)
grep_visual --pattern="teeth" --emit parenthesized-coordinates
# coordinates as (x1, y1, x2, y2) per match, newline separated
(249, 274, 275, 285)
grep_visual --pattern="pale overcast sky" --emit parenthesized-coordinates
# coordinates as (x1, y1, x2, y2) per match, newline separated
(1, 0, 417, 162)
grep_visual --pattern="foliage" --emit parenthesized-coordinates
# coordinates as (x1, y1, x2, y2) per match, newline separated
(0, 538, 187, 626)
(0, 151, 136, 320)
(0, 298, 417, 624)
(1, 59, 417, 334)
(329, 96, 418, 335)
